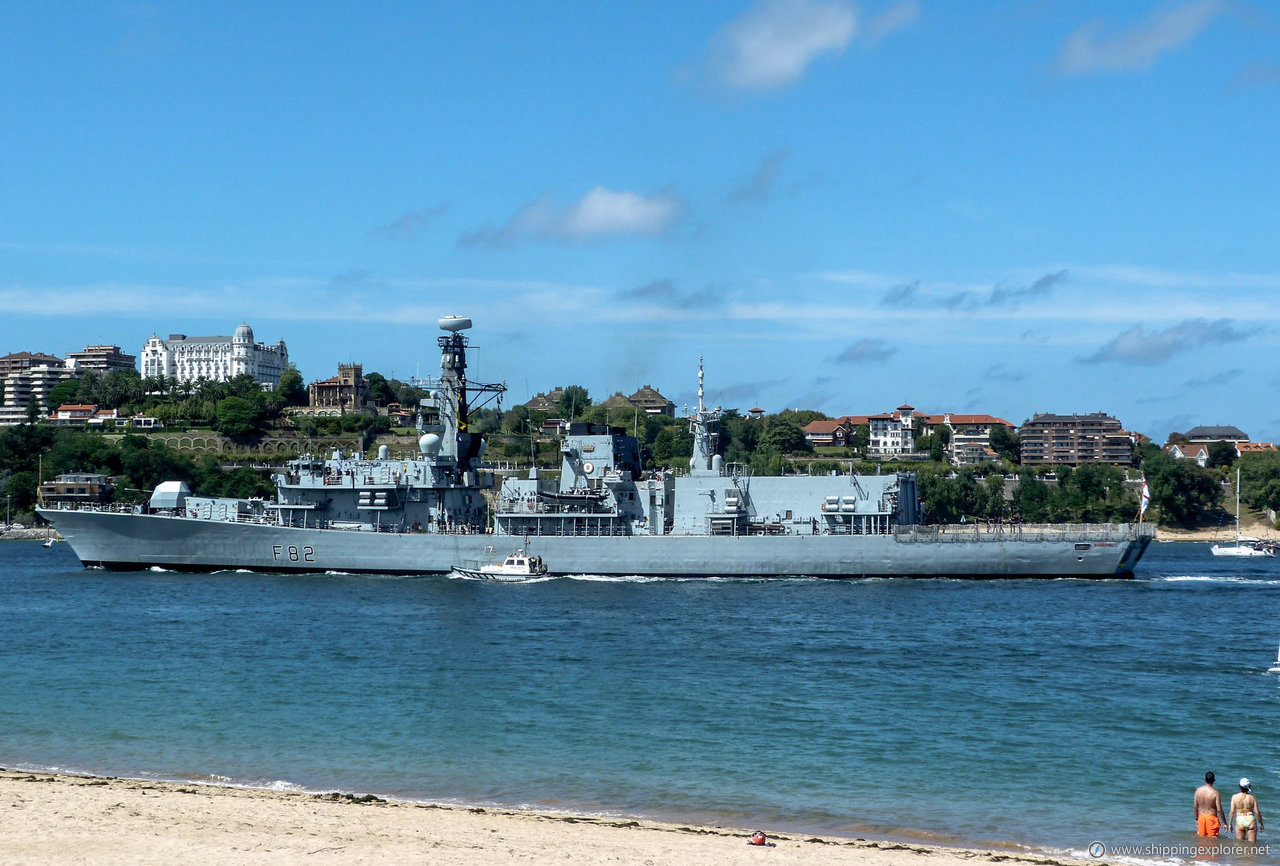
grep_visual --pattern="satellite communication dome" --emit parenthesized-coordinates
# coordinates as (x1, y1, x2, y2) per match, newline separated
(438, 316, 472, 332)
(419, 433, 442, 456)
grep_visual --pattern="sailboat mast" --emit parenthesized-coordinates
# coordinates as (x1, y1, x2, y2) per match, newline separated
(1236, 464, 1242, 542)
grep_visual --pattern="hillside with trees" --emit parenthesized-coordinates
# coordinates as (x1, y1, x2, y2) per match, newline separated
(3, 371, 1273, 530)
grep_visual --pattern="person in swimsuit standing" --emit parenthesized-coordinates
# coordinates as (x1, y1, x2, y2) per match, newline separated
(1228, 778, 1264, 842)
(1196, 771, 1227, 837)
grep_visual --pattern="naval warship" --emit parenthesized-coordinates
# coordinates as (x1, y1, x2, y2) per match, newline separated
(38, 316, 1155, 578)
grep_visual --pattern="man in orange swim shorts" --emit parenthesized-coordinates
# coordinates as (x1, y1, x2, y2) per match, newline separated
(1195, 771, 1227, 836)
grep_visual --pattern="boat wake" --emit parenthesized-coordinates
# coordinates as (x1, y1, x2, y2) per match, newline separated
(1151, 575, 1280, 585)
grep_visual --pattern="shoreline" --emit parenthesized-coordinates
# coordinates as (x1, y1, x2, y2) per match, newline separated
(1155, 524, 1279, 543)
(0, 527, 61, 542)
(0, 766, 1094, 865)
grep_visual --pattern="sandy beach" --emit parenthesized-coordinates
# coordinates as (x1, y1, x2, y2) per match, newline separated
(0, 768, 1092, 866)
(1155, 514, 1279, 543)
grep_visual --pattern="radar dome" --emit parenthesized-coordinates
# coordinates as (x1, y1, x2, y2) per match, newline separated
(419, 433, 442, 456)
(438, 316, 472, 332)
(234, 322, 254, 342)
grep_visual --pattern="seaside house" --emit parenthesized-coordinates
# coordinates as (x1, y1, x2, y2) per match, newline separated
(0, 355, 74, 426)
(1164, 442, 1210, 467)
(941, 414, 1016, 465)
(127, 414, 163, 430)
(627, 385, 675, 417)
(140, 323, 288, 389)
(868, 406, 917, 456)
(1019, 412, 1134, 465)
(521, 387, 565, 413)
(0, 351, 64, 378)
(805, 407, 1013, 464)
(63, 345, 137, 374)
(383, 403, 415, 427)
(47, 404, 119, 428)
(802, 418, 859, 447)
(1183, 425, 1250, 445)
(298, 363, 375, 417)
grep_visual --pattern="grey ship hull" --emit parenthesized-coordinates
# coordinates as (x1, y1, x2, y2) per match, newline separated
(39, 509, 1154, 578)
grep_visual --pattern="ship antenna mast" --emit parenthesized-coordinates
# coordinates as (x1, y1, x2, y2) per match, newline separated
(698, 355, 704, 415)
(687, 355, 721, 475)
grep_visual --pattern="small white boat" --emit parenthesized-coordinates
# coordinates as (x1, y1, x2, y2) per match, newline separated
(1269, 637, 1280, 675)
(453, 549, 548, 582)
(1212, 540, 1276, 557)
(1211, 467, 1275, 558)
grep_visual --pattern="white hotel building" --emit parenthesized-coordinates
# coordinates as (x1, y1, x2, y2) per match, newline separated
(140, 323, 288, 388)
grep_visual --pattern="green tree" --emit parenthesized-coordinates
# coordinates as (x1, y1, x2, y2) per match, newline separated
(652, 428, 675, 463)
(721, 412, 761, 463)
(759, 415, 810, 454)
(774, 409, 827, 429)
(984, 473, 1009, 519)
(5, 470, 38, 511)
(1013, 470, 1051, 522)
(214, 396, 264, 438)
(46, 378, 82, 409)
(989, 425, 1020, 464)
(1206, 441, 1237, 469)
(1238, 451, 1280, 512)
(916, 466, 980, 523)
(557, 385, 591, 420)
(117, 436, 198, 495)
(390, 378, 428, 407)
(915, 432, 947, 462)
(852, 423, 870, 454)
(364, 371, 396, 406)
(502, 405, 541, 436)
(276, 368, 309, 406)
(1140, 448, 1223, 527)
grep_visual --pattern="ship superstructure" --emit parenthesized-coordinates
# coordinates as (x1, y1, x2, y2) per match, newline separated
(38, 316, 1155, 578)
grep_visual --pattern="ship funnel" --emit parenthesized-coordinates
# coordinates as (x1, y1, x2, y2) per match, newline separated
(438, 316, 472, 332)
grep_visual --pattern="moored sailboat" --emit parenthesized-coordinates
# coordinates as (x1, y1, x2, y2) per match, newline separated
(1211, 466, 1275, 558)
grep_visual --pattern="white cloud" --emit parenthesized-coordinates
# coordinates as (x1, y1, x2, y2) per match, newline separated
(862, 0, 918, 46)
(559, 188, 681, 238)
(710, 0, 857, 91)
(460, 187, 683, 247)
(375, 203, 449, 241)
(1056, 0, 1227, 76)
(727, 149, 789, 203)
(0, 276, 607, 327)
(834, 337, 897, 363)
(1078, 318, 1261, 365)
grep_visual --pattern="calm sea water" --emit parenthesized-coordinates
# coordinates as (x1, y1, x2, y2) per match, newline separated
(2, 540, 1278, 862)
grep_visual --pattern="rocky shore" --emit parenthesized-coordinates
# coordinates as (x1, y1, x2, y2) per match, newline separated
(0, 526, 61, 542)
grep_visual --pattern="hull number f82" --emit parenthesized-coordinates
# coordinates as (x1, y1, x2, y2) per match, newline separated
(272, 545, 315, 563)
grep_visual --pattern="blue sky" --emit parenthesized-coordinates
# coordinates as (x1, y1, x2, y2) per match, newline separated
(2, 1, 1278, 442)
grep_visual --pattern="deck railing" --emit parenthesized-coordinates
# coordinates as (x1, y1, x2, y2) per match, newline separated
(894, 522, 1156, 542)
